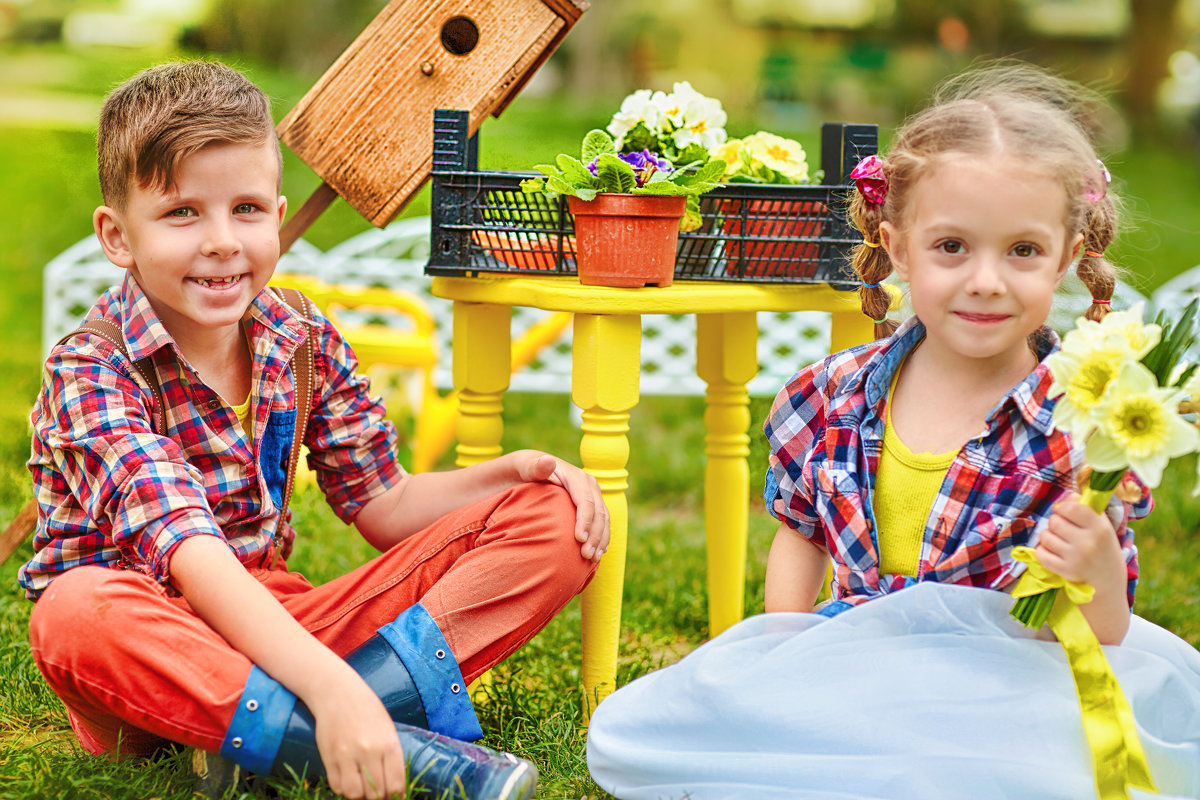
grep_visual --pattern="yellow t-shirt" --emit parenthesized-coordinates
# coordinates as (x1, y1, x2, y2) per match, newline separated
(873, 372, 956, 577)
(231, 393, 254, 443)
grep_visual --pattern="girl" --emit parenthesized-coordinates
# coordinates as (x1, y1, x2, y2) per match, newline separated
(585, 63, 1200, 800)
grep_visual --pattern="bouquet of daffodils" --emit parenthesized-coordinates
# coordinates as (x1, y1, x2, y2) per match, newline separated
(605, 81, 728, 168)
(1012, 300, 1200, 628)
(711, 132, 814, 185)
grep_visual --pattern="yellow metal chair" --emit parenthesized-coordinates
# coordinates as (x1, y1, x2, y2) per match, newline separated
(272, 274, 571, 474)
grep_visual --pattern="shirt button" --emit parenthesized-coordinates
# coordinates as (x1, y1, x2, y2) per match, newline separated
(207, 399, 220, 410)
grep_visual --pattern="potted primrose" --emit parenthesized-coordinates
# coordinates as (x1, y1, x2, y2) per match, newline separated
(521, 129, 724, 288)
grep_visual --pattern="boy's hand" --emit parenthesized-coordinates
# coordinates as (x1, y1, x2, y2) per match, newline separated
(516, 451, 609, 562)
(1033, 492, 1125, 589)
(308, 676, 406, 800)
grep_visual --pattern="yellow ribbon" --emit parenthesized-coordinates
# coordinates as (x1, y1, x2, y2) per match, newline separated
(1011, 546, 1158, 799)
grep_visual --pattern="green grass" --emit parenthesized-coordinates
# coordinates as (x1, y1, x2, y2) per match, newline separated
(2, 43, 1200, 800)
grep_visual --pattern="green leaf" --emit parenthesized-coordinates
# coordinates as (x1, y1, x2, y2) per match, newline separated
(674, 142, 711, 167)
(534, 164, 567, 181)
(575, 187, 598, 201)
(544, 175, 580, 198)
(520, 177, 547, 195)
(635, 181, 690, 195)
(690, 158, 726, 186)
(681, 195, 702, 232)
(595, 153, 637, 193)
(581, 129, 617, 162)
(556, 154, 597, 189)
(620, 122, 659, 154)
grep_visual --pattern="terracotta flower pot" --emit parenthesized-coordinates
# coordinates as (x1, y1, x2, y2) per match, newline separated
(567, 194, 687, 288)
(721, 198, 825, 278)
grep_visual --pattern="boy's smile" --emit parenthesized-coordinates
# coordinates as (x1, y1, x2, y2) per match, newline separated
(93, 140, 286, 356)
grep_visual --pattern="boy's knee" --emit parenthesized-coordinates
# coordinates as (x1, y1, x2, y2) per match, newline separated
(29, 567, 155, 661)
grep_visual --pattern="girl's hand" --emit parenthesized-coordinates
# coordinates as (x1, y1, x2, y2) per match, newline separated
(308, 675, 407, 799)
(1031, 492, 1132, 645)
(514, 450, 610, 562)
(1033, 492, 1125, 589)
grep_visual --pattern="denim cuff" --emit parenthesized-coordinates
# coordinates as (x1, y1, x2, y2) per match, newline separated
(219, 665, 297, 774)
(376, 603, 483, 742)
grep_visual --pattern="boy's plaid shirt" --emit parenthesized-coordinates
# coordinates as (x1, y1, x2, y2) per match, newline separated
(764, 317, 1149, 612)
(20, 275, 403, 600)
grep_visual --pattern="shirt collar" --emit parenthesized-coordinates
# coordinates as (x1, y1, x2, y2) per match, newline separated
(837, 315, 1062, 435)
(120, 273, 181, 362)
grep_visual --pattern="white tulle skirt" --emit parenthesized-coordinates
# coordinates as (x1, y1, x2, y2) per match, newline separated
(586, 583, 1200, 800)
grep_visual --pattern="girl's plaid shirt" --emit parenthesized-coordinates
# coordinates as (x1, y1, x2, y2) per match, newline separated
(763, 317, 1150, 613)
(20, 275, 403, 600)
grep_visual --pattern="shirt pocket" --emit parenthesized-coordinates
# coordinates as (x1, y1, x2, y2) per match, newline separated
(812, 464, 877, 570)
(258, 408, 296, 512)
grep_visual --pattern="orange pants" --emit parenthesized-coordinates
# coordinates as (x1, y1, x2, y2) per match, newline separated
(28, 483, 595, 756)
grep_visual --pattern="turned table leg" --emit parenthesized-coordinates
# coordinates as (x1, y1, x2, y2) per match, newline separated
(696, 312, 758, 637)
(571, 312, 641, 717)
(451, 301, 512, 468)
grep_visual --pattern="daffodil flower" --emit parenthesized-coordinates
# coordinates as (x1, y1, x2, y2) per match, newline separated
(1046, 301, 1162, 439)
(1084, 361, 1200, 488)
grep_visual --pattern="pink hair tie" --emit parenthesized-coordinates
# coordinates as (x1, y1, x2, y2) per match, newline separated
(851, 155, 888, 205)
(1086, 160, 1111, 204)
(1091, 299, 1111, 305)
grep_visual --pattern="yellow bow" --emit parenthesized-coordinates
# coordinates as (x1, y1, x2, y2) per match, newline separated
(1010, 547, 1157, 800)
(1012, 546, 1095, 604)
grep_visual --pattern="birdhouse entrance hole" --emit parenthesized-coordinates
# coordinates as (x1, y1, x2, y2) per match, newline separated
(441, 16, 479, 55)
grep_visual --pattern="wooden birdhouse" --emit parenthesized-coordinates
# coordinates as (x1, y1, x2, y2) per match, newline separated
(277, 0, 588, 241)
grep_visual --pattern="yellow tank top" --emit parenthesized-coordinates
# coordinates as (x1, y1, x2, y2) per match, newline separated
(231, 394, 254, 443)
(873, 371, 956, 577)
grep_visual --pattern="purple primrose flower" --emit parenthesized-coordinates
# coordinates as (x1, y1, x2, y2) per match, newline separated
(587, 149, 674, 187)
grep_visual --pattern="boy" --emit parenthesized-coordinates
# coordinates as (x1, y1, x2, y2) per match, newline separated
(21, 61, 607, 800)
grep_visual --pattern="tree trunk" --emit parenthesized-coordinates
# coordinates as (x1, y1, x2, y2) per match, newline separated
(1124, 0, 1183, 142)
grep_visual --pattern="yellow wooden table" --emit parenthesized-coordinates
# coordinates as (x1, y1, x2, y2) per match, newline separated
(431, 274, 874, 712)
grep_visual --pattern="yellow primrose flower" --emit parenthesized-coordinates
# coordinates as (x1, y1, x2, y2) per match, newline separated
(1085, 361, 1200, 488)
(711, 139, 743, 170)
(742, 131, 809, 183)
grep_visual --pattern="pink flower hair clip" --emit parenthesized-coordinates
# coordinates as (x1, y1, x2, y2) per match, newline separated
(850, 155, 888, 205)
(1086, 159, 1111, 204)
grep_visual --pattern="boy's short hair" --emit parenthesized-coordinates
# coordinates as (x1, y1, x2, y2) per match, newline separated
(98, 61, 281, 209)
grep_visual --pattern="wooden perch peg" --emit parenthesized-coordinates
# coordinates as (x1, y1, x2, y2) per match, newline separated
(279, 181, 338, 253)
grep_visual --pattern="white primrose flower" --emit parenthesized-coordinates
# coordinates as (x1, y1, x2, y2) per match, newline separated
(671, 93, 728, 150)
(1084, 360, 1200, 488)
(607, 89, 662, 146)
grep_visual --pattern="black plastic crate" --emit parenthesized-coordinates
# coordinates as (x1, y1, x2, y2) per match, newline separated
(427, 109, 877, 287)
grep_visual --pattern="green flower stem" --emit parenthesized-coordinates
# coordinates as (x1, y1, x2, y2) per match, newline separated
(1011, 477, 1121, 629)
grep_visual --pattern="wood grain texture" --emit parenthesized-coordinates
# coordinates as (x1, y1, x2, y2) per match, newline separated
(278, 0, 583, 227)
(0, 500, 38, 566)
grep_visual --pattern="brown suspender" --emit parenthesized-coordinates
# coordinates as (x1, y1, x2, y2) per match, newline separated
(272, 286, 315, 522)
(0, 289, 316, 566)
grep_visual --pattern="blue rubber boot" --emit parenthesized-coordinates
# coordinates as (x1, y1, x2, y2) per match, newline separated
(218, 665, 537, 800)
(341, 603, 483, 742)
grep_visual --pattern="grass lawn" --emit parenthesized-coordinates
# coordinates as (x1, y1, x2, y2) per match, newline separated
(1, 43, 1199, 800)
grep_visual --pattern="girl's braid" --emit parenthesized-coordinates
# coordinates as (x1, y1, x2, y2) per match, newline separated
(1076, 190, 1118, 322)
(848, 183, 898, 340)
